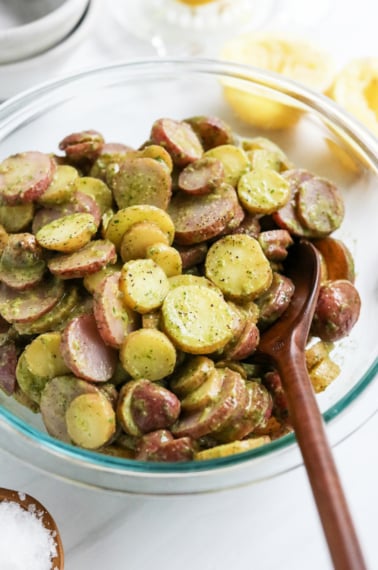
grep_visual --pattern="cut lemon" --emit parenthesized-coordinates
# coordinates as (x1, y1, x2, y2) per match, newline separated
(328, 57, 378, 137)
(220, 33, 335, 130)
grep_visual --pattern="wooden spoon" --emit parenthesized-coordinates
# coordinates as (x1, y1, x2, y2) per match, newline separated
(257, 240, 366, 570)
(0, 487, 64, 569)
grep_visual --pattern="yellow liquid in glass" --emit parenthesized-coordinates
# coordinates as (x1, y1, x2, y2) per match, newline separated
(176, 0, 218, 6)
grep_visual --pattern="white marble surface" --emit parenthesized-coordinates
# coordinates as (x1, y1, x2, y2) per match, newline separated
(0, 1, 377, 568)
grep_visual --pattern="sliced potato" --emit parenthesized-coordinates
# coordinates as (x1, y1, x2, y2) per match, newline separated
(170, 355, 215, 397)
(237, 168, 290, 215)
(205, 234, 273, 301)
(146, 242, 182, 277)
(65, 391, 116, 449)
(116, 380, 144, 437)
(309, 356, 341, 393)
(36, 213, 97, 253)
(14, 286, 79, 335)
(194, 436, 270, 460)
(16, 332, 70, 403)
(83, 262, 123, 295)
(305, 340, 334, 370)
(120, 221, 169, 262)
(168, 273, 222, 295)
(204, 144, 249, 187)
(120, 328, 176, 381)
(74, 176, 113, 214)
(120, 258, 170, 313)
(181, 367, 223, 412)
(162, 284, 233, 354)
(105, 205, 175, 250)
(0, 203, 34, 233)
(242, 137, 292, 170)
(139, 144, 173, 172)
(38, 164, 78, 205)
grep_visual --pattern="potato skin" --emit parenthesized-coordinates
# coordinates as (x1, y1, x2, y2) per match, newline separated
(311, 279, 361, 342)
(131, 380, 181, 433)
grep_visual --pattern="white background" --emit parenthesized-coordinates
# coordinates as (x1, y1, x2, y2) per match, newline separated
(0, 1, 377, 569)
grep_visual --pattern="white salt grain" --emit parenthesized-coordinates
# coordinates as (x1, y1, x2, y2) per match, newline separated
(0, 500, 57, 570)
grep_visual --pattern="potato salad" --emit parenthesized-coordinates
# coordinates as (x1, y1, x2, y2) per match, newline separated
(0, 116, 360, 461)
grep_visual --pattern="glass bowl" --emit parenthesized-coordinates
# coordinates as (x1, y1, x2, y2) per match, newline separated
(0, 59, 377, 494)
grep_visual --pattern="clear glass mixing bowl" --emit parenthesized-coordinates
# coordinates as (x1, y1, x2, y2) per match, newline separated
(0, 59, 377, 494)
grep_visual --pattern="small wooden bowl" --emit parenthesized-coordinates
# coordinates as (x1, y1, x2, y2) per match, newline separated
(0, 487, 64, 569)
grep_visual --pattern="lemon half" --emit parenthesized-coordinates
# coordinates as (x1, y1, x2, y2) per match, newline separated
(328, 57, 378, 137)
(220, 33, 335, 130)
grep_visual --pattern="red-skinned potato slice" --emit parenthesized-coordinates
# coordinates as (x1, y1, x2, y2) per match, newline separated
(314, 237, 355, 282)
(135, 429, 195, 461)
(0, 233, 46, 291)
(93, 271, 138, 348)
(231, 213, 261, 238)
(0, 152, 55, 205)
(108, 156, 172, 210)
(48, 240, 117, 279)
(178, 157, 225, 195)
(214, 381, 272, 443)
(136, 436, 195, 462)
(130, 379, 181, 433)
(0, 342, 18, 395)
(168, 184, 238, 245)
(296, 177, 344, 236)
(171, 368, 246, 439)
(184, 116, 234, 150)
(59, 129, 104, 162)
(272, 169, 314, 237)
(61, 313, 118, 382)
(256, 273, 295, 330)
(40, 375, 99, 442)
(0, 277, 64, 324)
(311, 279, 361, 342)
(150, 118, 203, 167)
(224, 319, 260, 360)
(258, 229, 293, 261)
(32, 190, 101, 234)
(175, 243, 208, 269)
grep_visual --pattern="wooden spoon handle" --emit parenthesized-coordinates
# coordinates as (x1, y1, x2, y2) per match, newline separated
(276, 350, 366, 570)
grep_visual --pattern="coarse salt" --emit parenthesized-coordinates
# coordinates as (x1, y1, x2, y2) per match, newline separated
(0, 499, 57, 570)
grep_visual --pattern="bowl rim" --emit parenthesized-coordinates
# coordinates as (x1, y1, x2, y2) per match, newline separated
(0, 0, 88, 37)
(0, 57, 377, 478)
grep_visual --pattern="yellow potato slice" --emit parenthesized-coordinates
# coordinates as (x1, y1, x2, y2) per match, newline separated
(305, 340, 334, 371)
(105, 205, 175, 249)
(38, 165, 78, 206)
(204, 144, 249, 187)
(205, 234, 272, 301)
(146, 242, 182, 277)
(237, 168, 290, 214)
(120, 258, 170, 313)
(241, 137, 292, 170)
(0, 202, 34, 233)
(16, 332, 70, 403)
(309, 357, 341, 393)
(83, 262, 122, 295)
(120, 221, 169, 263)
(162, 284, 233, 354)
(139, 144, 173, 173)
(65, 392, 116, 450)
(75, 176, 113, 214)
(195, 436, 271, 460)
(168, 273, 222, 295)
(328, 57, 378, 137)
(120, 328, 177, 381)
(221, 33, 334, 129)
(36, 212, 97, 253)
